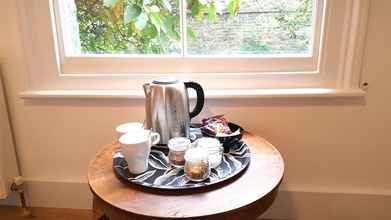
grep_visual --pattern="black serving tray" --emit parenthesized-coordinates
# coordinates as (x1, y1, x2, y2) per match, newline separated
(113, 128, 250, 190)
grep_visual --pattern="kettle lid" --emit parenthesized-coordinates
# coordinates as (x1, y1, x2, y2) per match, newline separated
(152, 77, 178, 85)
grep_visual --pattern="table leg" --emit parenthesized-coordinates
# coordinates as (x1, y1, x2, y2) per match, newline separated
(93, 195, 108, 220)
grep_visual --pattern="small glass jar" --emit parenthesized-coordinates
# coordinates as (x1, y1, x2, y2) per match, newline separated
(195, 137, 223, 168)
(184, 147, 211, 182)
(167, 137, 191, 167)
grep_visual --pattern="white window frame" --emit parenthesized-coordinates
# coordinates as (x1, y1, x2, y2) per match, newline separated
(18, 0, 369, 98)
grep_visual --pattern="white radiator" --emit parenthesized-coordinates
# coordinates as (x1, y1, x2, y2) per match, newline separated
(0, 72, 19, 199)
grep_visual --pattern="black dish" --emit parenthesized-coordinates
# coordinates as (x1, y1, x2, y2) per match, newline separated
(201, 122, 244, 152)
(113, 128, 250, 190)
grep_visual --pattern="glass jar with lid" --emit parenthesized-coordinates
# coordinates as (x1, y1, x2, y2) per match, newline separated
(167, 137, 191, 167)
(184, 147, 210, 182)
(195, 137, 223, 168)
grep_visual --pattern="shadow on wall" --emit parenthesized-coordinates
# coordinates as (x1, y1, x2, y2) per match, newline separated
(193, 96, 366, 125)
(206, 96, 366, 108)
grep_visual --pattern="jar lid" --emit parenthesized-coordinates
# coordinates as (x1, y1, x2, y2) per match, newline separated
(196, 137, 221, 151)
(168, 137, 191, 151)
(184, 147, 209, 161)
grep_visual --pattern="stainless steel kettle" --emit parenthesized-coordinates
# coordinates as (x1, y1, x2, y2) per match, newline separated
(143, 78, 204, 145)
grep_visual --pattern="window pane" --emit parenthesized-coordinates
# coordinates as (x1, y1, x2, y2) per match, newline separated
(186, 0, 314, 55)
(73, 0, 181, 55)
(63, 0, 315, 56)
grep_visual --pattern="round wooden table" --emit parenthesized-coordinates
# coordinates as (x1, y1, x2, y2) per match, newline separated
(88, 132, 284, 220)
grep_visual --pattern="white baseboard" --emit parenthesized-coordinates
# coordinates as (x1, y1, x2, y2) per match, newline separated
(261, 190, 391, 220)
(0, 193, 19, 206)
(26, 180, 92, 209)
(0, 180, 92, 209)
(2, 180, 391, 219)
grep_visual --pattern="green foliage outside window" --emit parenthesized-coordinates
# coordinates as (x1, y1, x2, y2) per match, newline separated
(275, 0, 312, 39)
(75, 0, 312, 54)
(75, 0, 240, 54)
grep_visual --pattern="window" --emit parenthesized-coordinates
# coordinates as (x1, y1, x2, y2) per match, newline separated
(18, 0, 369, 97)
(65, 0, 315, 56)
(57, 0, 321, 75)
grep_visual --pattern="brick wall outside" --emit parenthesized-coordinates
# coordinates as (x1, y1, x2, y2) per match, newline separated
(187, 0, 312, 55)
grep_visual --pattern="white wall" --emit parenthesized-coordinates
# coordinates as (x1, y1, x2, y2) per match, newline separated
(1, 0, 391, 219)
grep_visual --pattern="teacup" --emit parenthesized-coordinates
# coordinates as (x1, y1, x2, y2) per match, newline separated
(115, 122, 144, 139)
(119, 130, 160, 174)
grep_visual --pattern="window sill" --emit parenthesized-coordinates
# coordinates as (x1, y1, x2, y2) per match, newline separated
(20, 88, 366, 99)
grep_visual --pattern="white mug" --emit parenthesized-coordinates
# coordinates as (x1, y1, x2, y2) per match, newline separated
(119, 130, 160, 174)
(115, 122, 144, 139)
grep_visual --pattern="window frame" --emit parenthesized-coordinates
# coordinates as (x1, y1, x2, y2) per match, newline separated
(17, 0, 369, 98)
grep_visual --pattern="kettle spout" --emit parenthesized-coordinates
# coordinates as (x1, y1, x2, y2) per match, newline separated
(143, 83, 151, 96)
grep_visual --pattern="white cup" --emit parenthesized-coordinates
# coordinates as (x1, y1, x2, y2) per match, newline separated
(115, 122, 144, 139)
(119, 130, 160, 174)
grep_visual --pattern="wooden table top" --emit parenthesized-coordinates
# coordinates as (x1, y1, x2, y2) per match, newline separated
(88, 132, 284, 219)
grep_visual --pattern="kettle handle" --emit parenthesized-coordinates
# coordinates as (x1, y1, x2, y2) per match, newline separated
(185, 81, 205, 119)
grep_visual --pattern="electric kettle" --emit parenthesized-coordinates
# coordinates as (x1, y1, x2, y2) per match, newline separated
(143, 78, 204, 145)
